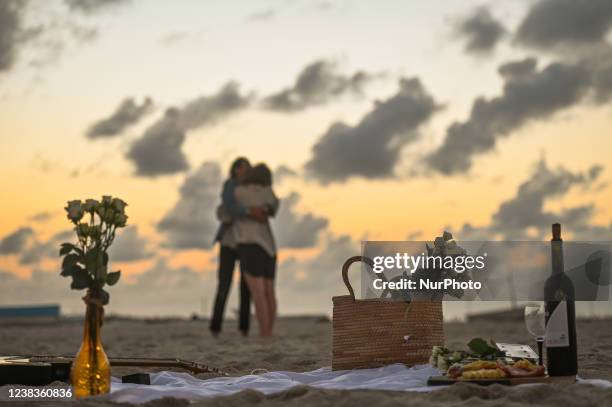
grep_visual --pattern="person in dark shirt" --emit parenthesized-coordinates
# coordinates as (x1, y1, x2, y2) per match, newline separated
(210, 157, 267, 336)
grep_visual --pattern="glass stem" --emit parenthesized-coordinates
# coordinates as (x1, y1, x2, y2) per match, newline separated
(536, 337, 544, 366)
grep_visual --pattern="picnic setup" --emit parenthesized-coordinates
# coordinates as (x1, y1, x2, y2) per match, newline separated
(1, 199, 611, 404)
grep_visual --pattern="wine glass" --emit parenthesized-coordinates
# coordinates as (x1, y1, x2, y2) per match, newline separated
(524, 303, 546, 366)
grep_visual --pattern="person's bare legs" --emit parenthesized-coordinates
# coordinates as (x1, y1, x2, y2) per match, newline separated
(263, 278, 276, 334)
(243, 273, 271, 337)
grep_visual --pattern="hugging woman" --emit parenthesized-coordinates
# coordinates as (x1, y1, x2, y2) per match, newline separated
(233, 163, 279, 337)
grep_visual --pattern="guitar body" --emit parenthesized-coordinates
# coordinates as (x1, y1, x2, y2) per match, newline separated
(0, 355, 226, 385)
(0, 357, 71, 385)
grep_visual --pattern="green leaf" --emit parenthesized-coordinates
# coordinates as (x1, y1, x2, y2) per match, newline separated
(106, 270, 121, 286)
(73, 246, 85, 257)
(61, 253, 79, 271)
(99, 288, 110, 305)
(467, 337, 497, 357)
(70, 268, 92, 290)
(59, 243, 75, 256)
(61, 263, 83, 277)
(85, 248, 96, 271)
(85, 246, 105, 273)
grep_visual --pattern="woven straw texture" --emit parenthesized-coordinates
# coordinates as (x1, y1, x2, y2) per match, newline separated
(331, 256, 445, 371)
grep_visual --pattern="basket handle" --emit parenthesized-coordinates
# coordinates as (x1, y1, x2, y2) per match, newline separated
(342, 256, 374, 301)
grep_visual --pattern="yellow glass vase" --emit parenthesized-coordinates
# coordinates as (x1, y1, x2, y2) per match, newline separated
(71, 293, 110, 398)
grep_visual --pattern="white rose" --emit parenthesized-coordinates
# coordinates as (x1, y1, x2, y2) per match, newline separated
(111, 197, 127, 213)
(65, 200, 84, 223)
(82, 199, 99, 212)
(115, 213, 128, 227)
(436, 355, 449, 372)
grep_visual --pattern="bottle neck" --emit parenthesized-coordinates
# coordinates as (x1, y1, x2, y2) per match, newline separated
(83, 302, 102, 342)
(551, 240, 564, 275)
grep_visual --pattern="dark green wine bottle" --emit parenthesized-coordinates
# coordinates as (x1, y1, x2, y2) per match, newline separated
(544, 223, 578, 376)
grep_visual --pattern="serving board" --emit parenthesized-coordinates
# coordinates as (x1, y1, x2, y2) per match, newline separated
(427, 375, 552, 386)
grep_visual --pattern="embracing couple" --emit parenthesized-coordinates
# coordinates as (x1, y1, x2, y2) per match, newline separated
(210, 157, 279, 338)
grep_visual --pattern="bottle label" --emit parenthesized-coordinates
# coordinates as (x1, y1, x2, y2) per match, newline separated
(546, 301, 570, 347)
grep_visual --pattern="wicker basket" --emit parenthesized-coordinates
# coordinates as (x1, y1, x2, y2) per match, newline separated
(332, 256, 445, 370)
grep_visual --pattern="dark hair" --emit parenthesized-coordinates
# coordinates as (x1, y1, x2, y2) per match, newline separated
(243, 163, 273, 186)
(229, 157, 250, 179)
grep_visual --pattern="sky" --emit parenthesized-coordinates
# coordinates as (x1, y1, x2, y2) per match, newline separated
(1, 0, 612, 318)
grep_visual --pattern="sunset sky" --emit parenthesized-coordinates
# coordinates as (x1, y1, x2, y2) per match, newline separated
(1, 0, 612, 316)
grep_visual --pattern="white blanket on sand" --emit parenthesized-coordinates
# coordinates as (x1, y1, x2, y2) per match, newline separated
(105, 364, 439, 403)
(103, 364, 612, 404)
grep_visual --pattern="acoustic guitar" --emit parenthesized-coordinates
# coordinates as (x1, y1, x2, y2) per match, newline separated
(0, 355, 227, 386)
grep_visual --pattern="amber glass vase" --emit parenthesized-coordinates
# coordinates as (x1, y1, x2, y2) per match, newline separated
(71, 293, 110, 398)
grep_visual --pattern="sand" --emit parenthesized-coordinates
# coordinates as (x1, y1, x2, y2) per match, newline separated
(1, 316, 612, 406)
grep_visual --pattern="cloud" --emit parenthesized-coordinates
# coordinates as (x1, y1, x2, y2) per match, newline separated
(0, 259, 218, 317)
(0, 227, 34, 254)
(0, 1, 101, 73)
(86, 97, 153, 139)
(19, 230, 72, 265)
(64, 0, 132, 15)
(0, 233, 358, 316)
(262, 60, 375, 112)
(159, 31, 188, 47)
(0, 0, 26, 72)
(497, 57, 538, 80)
(105, 259, 216, 316)
(457, 159, 606, 240)
(0, 228, 358, 317)
(0, 269, 81, 310)
(427, 58, 591, 175)
(516, 0, 612, 50)
(126, 108, 189, 177)
(274, 165, 298, 183)
(315, 1, 335, 11)
(277, 234, 358, 313)
(28, 211, 54, 223)
(175, 82, 251, 129)
(247, 8, 276, 22)
(16, 226, 149, 265)
(127, 82, 251, 177)
(570, 221, 612, 241)
(25, 20, 99, 69)
(273, 192, 328, 248)
(157, 162, 222, 250)
(66, 22, 98, 42)
(585, 48, 612, 105)
(491, 160, 601, 236)
(456, 7, 506, 54)
(108, 226, 152, 262)
(305, 77, 440, 183)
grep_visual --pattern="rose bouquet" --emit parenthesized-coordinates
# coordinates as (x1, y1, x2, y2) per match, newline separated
(59, 195, 128, 398)
(381, 232, 473, 301)
(60, 196, 127, 303)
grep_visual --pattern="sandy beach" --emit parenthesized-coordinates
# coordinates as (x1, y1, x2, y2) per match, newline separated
(1, 315, 612, 406)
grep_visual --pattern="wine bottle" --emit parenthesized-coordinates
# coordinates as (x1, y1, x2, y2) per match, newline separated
(545, 223, 578, 376)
